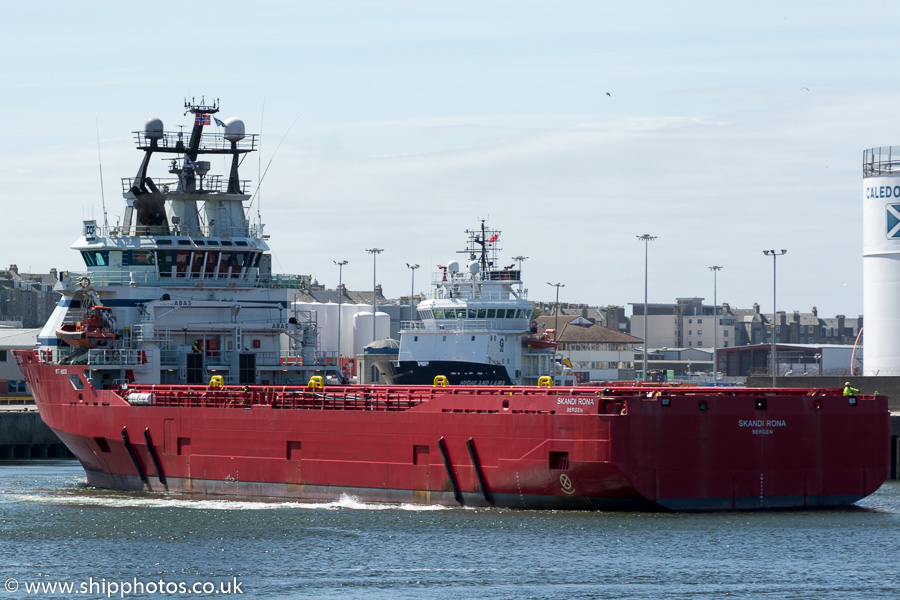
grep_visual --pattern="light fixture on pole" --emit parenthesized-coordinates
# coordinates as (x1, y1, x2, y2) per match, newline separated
(366, 248, 383, 344)
(709, 265, 722, 381)
(511, 255, 528, 274)
(334, 260, 348, 365)
(762, 249, 787, 387)
(406, 263, 419, 323)
(637, 234, 657, 380)
(547, 281, 565, 381)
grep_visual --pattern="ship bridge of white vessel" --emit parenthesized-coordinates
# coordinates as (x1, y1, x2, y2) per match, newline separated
(387, 222, 553, 386)
(62, 99, 307, 291)
(411, 257, 532, 334)
(38, 99, 342, 389)
(405, 221, 532, 334)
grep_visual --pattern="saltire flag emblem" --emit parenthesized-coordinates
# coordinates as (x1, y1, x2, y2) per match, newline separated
(195, 113, 211, 126)
(214, 116, 225, 127)
(887, 204, 900, 238)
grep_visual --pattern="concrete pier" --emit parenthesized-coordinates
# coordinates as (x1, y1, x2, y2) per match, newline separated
(0, 403, 73, 459)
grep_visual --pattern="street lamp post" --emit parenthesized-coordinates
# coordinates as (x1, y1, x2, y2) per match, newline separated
(511, 255, 528, 274)
(406, 263, 419, 323)
(546, 282, 564, 382)
(637, 234, 657, 380)
(334, 260, 348, 366)
(366, 248, 383, 343)
(709, 265, 722, 381)
(546, 282, 564, 332)
(763, 249, 787, 387)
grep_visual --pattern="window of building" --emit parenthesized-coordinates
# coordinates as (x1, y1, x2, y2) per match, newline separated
(698, 341, 703, 346)
(698, 319, 702, 324)
(698, 330, 702, 335)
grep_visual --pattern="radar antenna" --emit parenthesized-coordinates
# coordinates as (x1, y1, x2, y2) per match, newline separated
(96, 118, 108, 230)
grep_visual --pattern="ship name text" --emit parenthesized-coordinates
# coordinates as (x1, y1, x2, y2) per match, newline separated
(738, 419, 787, 435)
(557, 397, 595, 413)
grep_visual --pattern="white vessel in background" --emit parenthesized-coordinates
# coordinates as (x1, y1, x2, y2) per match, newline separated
(376, 221, 556, 385)
(41, 99, 343, 387)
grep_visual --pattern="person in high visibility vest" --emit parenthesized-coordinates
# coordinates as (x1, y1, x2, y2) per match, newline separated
(843, 382, 859, 396)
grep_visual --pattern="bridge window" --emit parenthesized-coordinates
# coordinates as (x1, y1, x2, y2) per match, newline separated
(81, 250, 110, 267)
(123, 250, 155, 266)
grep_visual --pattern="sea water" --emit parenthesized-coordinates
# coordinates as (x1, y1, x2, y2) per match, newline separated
(1, 460, 899, 599)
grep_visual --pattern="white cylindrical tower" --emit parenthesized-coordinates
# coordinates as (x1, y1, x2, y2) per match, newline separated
(862, 146, 900, 375)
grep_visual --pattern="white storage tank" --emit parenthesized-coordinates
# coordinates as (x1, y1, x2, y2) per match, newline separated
(317, 302, 340, 355)
(862, 146, 900, 375)
(352, 312, 391, 357)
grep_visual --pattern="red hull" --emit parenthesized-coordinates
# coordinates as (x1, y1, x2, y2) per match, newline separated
(15, 350, 889, 511)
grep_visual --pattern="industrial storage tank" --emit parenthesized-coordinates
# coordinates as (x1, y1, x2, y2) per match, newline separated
(316, 302, 340, 356)
(862, 146, 900, 375)
(352, 312, 391, 357)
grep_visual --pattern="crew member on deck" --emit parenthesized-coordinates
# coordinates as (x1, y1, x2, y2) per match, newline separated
(843, 382, 859, 396)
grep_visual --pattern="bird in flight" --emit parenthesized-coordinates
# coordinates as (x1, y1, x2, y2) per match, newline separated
(606, 92, 611, 97)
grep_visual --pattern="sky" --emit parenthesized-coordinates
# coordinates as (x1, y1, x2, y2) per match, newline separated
(2, 1, 898, 318)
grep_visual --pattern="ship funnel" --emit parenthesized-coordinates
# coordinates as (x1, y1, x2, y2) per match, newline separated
(144, 118, 164, 140)
(223, 117, 245, 142)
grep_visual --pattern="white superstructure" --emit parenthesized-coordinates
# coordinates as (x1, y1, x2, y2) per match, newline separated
(40, 100, 343, 387)
(376, 221, 555, 385)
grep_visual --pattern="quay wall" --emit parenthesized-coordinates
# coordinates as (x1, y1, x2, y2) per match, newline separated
(0, 407, 73, 459)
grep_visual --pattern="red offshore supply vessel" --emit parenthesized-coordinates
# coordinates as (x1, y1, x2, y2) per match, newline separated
(16, 100, 889, 511)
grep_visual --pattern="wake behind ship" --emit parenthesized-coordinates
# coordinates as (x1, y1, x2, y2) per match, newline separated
(14, 100, 890, 511)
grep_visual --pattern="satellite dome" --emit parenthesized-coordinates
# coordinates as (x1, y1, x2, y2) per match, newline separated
(468, 260, 480, 274)
(144, 118, 164, 140)
(223, 117, 245, 142)
(446, 260, 460, 273)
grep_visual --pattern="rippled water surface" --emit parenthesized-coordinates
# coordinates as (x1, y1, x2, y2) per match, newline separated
(2, 460, 899, 599)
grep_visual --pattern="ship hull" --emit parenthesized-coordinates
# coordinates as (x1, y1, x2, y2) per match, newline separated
(376, 359, 513, 386)
(16, 350, 890, 511)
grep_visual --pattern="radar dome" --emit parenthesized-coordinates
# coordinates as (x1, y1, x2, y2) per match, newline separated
(144, 118, 164, 140)
(468, 260, 480, 274)
(446, 260, 460, 273)
(223, 117, 245, 142)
